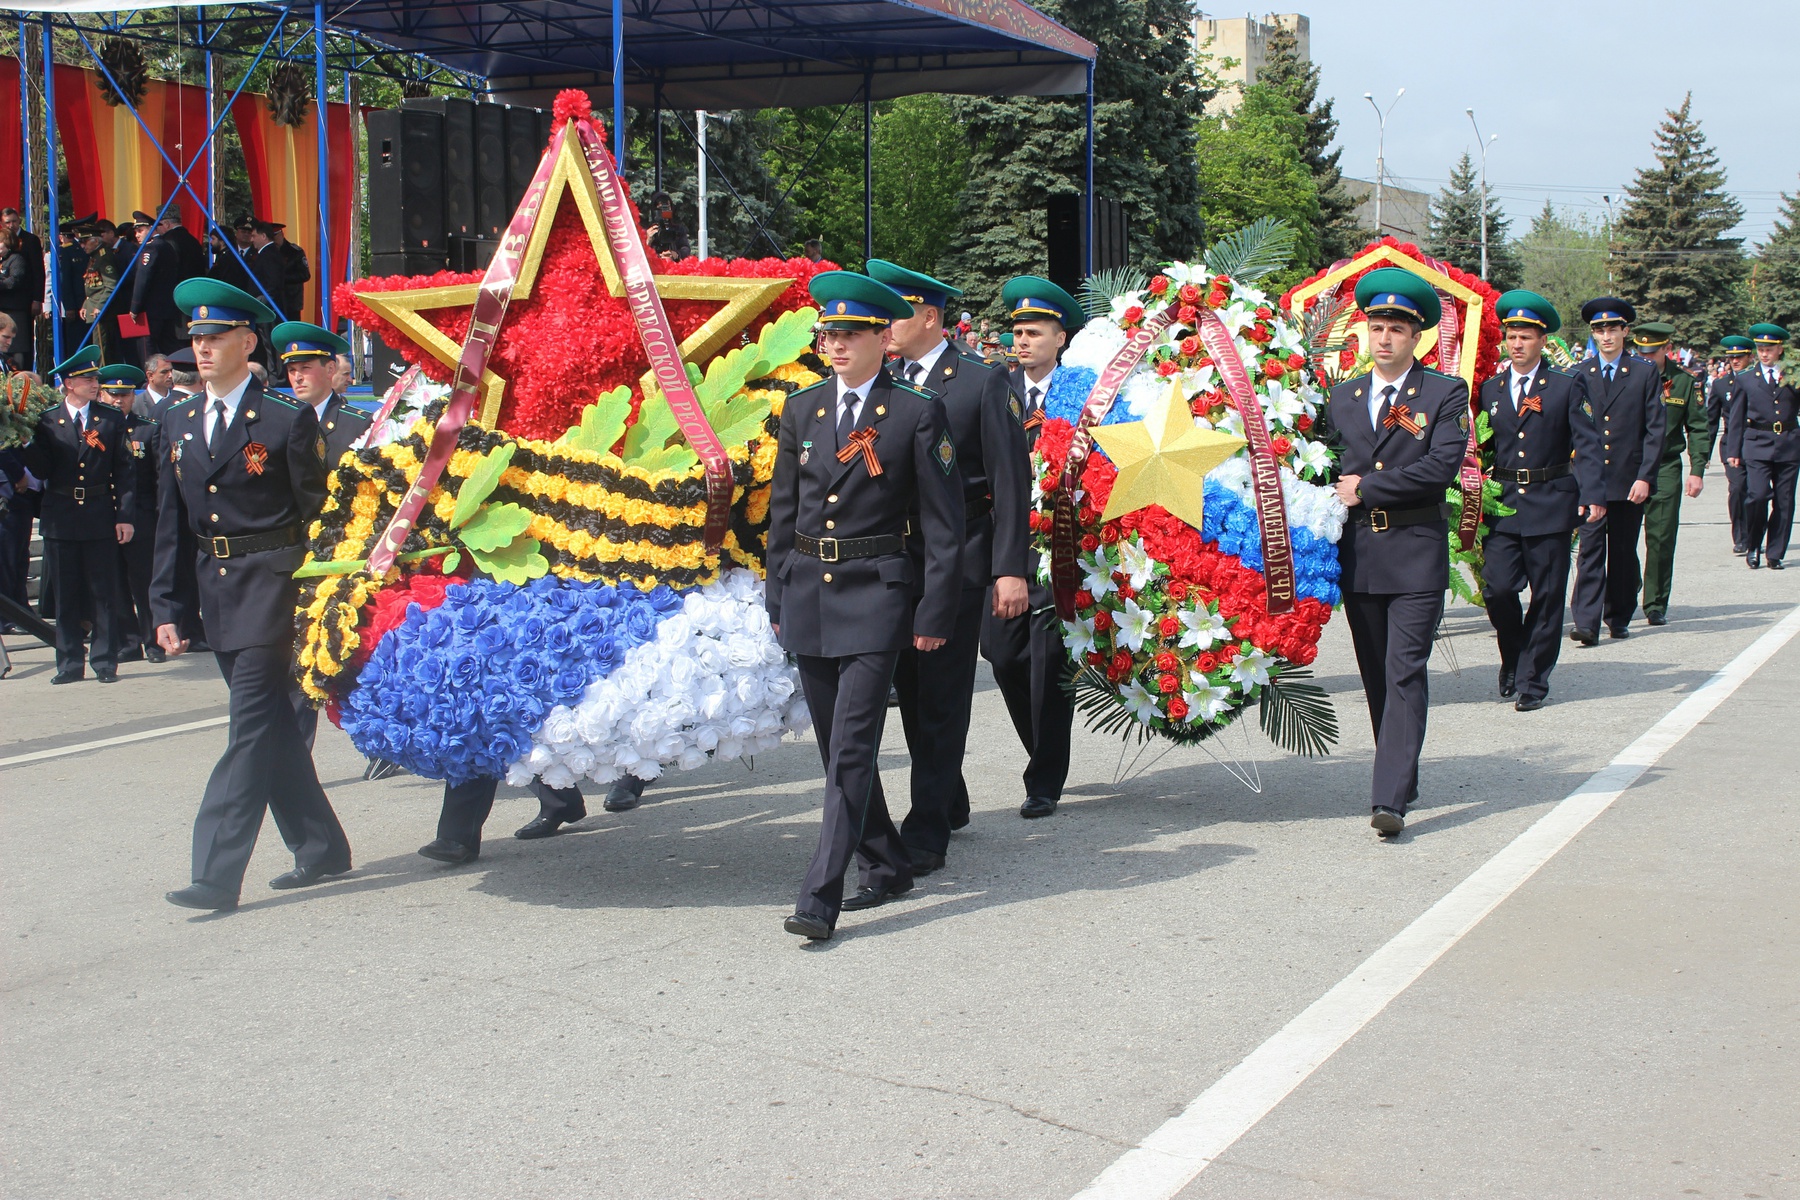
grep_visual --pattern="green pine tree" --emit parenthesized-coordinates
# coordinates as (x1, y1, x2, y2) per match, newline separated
(625, 108, 798, 261)
(940, 0, 1205, 318)
(1611, 94, 1747, 345)
(1425, 152, 1523, 291)
(1255, 21, 1365, 266)
(1749, 179, 1800, 339)
(1519, 199, 1611, 334)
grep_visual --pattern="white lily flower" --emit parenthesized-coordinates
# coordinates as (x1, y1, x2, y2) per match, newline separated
(1116, 538, 1158, 590)
(1294, 436, 1334, 478)
(1113, 596, 1156, 652)
(1218, 302, 1258, 337)
(1080, 544, 1118, 599)
(1229, 647, 1275, 689)
(1065, 619, 1098, 660)
(1182, 362, 1220, 395)
(1121, 678, 1163, 724)
(1185, 679, 1236, 723)
(1261, 381, 1307, 425)
(1178, 605, 1231, 651)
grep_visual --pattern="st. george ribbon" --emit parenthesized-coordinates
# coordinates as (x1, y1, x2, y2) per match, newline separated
(1429, 286, 1487, 551)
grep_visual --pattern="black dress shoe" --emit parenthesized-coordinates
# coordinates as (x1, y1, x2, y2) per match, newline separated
(166, 883, 238, 911)
(908, 848, 946, 875)
(117, 646, 145, 663)
(417, 838, 479, 864)
(840, 880, 914, 911)
(1515, 694, 1546, 712)
(1646, 610, 1667, 626)
(603, 776, 646, 812)
(1769, 558, 1785, 570)
(948, 811, 970, 831)
(1608, 626, 1630, 640)
(514, 813, 576, 840)
(1569, 628, 1598, 647)
(51, 668, 84, 684)
(1020, 795, 1058, 819)
(269, 863, 351, 890)
(1733, 543, 1748, 555)
(1498, 667, 1516, 698)
(144, 646, 167, 664)
(1748, 550, 1762, 569)
(1370, 806, 1405, 835)
(784, 912, 832, 940)
(95, 668, 118, 683)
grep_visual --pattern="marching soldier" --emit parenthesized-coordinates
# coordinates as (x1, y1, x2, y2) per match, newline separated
(1479, 291, 1604, 711)
(866, 259, 1030, 874)
(766, 271, 963, 940)
(1711, 335, 1756, 552)
(1634, 322, 1711, 622)
(18, 346, 135, 683)
(1726, 324, 1799, 570)
(982, 276, 1083, 820)
(153, 279, 352, 911)
(272, 322, 372, 467)
(97, 364, 164, 663)
(1569, 297, 1664, 643)
(1322, 268, 1470, 836)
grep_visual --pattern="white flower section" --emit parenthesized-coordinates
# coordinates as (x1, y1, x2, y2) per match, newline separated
(1178, 605, 1231, 651)
(1260, 380, 1307, 426)
(1113, 597, 1155, 652)
(1185, 677, 1236, 723)
(1229, 647, 1276, 689)
(1217, 301, 1259, 337)
(1182, 361, 1221, 396)
(1121, 679, 1162, 724)
(507, 570, 810, 789)
(363, 369, 449, 449)
(1063, 321, 1129, 374)
(1209, 457, 1347, 543)
(1118, 369, 1169, 420)
(1115, 539, 1158, 590)
(1065, 619, 1098, 660)
(1293, 436, 1334, 480)
(1080, 545, 1119, 599)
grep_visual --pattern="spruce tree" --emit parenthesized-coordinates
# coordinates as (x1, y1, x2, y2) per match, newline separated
(1256, 21, 1365, 266)
(1611, 94, 1746, 344)
(940, 0, 1205, 318)
(1424, 152, 1522, 291)
(1749, 180, 1800, 337)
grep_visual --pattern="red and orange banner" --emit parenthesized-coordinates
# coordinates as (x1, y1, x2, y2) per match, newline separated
(50, 63, 211, 239)
(231, 93, 356, 324)
(0, 57, 21, 214)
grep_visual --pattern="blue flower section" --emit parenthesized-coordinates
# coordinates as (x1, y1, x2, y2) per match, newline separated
(340, 575, 686, 785)
(1202, 482, 1341, 607)
(1043, 366, 1098, 425)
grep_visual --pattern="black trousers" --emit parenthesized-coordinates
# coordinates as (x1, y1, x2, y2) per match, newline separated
(1343, 589, 1443, 814)
(47, 536, 121, 673)
(435, 776, 587, 849)
(1571, 499, 1644, 634)
(119, 514, 156, 651)
(979, 601, 1074, 803)
(0, 500, 31, 610)
(191, 641, 350, 896)
(894, 586, 985, 856)
(795, 651, 911, 925)
(1744, 458, 1800, 562)
(1483, 531, 1574, 702)
(1725, 460, 1747, 548)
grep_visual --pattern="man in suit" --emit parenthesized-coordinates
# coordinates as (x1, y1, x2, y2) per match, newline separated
(152, 279, 352, 912)
(1568, 297, 1664, 643)
(271, 224, 309, 324)
(138, 353, 177, 417)
(866, 259, 1030, 874)
(1726, 323, 1799, 569)
(981, 275, 1084, 820)
(1323, 268, 1471, 836)
(766, 271, 963, 939)
(97, 364, 164, 664)
(2, 208, 44, 371)
(1635, 323, 1712, 622)
(1479, 291, 1605, 712)
(158, 206, 207, 283)
(54, 219, 93, 356)
(1710, 337, 1756, 553)
(247, 221, 289, 322)
(128, 211, 187, 356)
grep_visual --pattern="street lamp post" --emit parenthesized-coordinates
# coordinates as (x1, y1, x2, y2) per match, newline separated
(1466, 108, 1498, 280)
(1363, 88, 1404, 235)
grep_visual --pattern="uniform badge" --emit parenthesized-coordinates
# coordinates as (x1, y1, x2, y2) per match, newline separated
(243, 442, 269, 476)
(800, 440, 812, 466)
(131, 440, 144, 459)
(1009, 394, 1023, 423)
(934, 428, 957, 474)
(170, 439, 182, 464)
(1458, 411, 1470, 433)
(316, 434, 328, 463)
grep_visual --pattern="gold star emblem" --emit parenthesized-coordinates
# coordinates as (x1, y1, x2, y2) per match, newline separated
(1089, 380, 1246, 531)
(353, 122, 791, 425)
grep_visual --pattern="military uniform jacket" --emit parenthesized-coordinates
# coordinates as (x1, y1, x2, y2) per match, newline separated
(122, 411, 160, 521)
(251, 244, 288, 319)
(1656, 363, 1711, 474)
(890, 344, 1030, 589)
(1724, 368, 1800, 466)
(766, 373, 964, 657)
(1008, 365, 1060, 608)
(315, 392, 373, 467)
(20, 403, 134, 540)
(129, 233, 183, 319)
(151, 379, 328, 652)
(81, 245, 124, 320)
(1575, 354, 1665, 500)
(279, 241, 310, 322)
(1323, 363, 1471, 594)
(1480, 361, 1604, 538)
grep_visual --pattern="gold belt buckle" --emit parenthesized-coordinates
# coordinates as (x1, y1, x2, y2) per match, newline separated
(211, 535, 232, 559)
(1776, 421, 1787, 435)
(1368, 509, 1389, 533)
(816, 537, 839, 563)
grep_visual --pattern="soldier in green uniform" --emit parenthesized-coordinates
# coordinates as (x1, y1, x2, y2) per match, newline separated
(78, 222, 125, 364)
(1634, 323, 1711, 625)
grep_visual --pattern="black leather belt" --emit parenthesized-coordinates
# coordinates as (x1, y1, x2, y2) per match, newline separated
(794, 532, 905, 562)
(1491, 463, 1571, 484)
(48, 484, 95, 502)
(1351, 502, 1448, 532)
(203, 525, 302, 559)
(1747, 418, 1790, 434)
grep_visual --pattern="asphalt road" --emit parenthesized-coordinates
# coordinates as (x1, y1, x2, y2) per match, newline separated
(2, 480, 1795, 1200)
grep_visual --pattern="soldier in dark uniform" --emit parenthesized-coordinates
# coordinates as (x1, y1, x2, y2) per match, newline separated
(97, 364, 165, 664)
(128, 211, 186, 356)
(271, 225, 309, 322)
(766, 272, 964, 940)
(1726, 323, 1799, 569)
(272, 322, 372, 467)
(1478, 291, 1605, 711)
(1711, 336, 1756, 552)
(247, 221, 290, 321)
(78, 222, 126, 364)
(207, 228, 257, 296)
(153, 279, 352, 911)
(1321, 268, 1471, 836)
(866, 259, 1030, 874)
(981, 276, 1085, 820)
(18, 346, 135, 683)
(1568, 297, 1664, 643)
(54, 218, 94, 355)
(158, 205, 208, 283)
(1634, 322, 1712, 623)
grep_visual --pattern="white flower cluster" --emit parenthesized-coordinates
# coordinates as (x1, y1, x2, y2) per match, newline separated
(507, 569, 810, 789)
(361, 365, 450, 450)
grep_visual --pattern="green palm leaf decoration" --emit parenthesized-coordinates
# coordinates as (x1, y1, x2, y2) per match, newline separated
(1256, 666, 1337, 757)
(1077, 267, 1150, 320)
(1202, 217, 1299, 284)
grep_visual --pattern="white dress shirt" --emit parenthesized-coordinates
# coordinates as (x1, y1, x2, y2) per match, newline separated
(900, 339, 951, 386)
(1509, 362, 1540, 411)
(836, 374, 877, 429)
(203, 373, 255, 445)
(1020, 366, 1055, 413)
(1368, 365, 1409, 429)
(64, 399, 91, 430)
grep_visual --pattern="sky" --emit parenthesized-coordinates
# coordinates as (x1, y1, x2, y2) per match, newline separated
(1265, 0, 1799, 244)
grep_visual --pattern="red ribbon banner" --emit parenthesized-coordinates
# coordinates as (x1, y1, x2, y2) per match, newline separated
(1430, 287, 1485, 552)
(1194, 311, 1296, 615)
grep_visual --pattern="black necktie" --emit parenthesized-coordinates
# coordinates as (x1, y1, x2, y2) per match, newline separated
(73, 409, 84, 436)
(1027, 385, 1042, 413)
(836, 392, 860, 452)
(1604, 363, 1615, 384)
(1376, 385, 1396, 431)
(1768, 369, 1778, 388)
(907, 362, 924, 385)
(208, 400, 226, 455)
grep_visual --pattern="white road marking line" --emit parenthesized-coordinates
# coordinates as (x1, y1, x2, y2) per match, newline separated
(0, 716, 229, 769)
(1074, 602, 1800, 1200)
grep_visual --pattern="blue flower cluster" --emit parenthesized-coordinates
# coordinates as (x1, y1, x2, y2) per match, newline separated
(1043, 366, 1100, 425)
(1202, 482, 1341, 607)
(340, 575, 686, 785)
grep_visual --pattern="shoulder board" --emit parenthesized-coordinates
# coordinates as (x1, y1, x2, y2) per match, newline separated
(261, 393, 301, 411)
(1547, 367, 1573, 379)
(891, 380, 931, 398)
(1330, 372, 1373, 393)
(137, 417, 159, 427)
(1422, 367, 1458, 380)
(340, 405, 374, 423)
(790, 378, 831, 400)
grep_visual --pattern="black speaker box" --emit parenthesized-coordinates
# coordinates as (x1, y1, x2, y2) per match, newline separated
(473, 102, 509, 238)
(1045, 194, 1083, 298)
(403, 96, 475, 237)
(370, 250, 449, 278)
(504, 104, 546, 214)
(448, 234, 499, 273)
(367, 108, 445, 255)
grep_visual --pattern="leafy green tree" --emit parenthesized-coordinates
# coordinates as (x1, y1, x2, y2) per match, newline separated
(1194, 84, 1318, 288)
(1519, 200, 1611, 334)
(872, 94, 971, 274)
(1749, 179, 1800, 339)
(625, 108, 798, 260)
(1611, 93, 1746, 345)
(1255, 22, 1365, 267)
(1424, 151, 1523, 291)
(762, 105, 867, 265)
